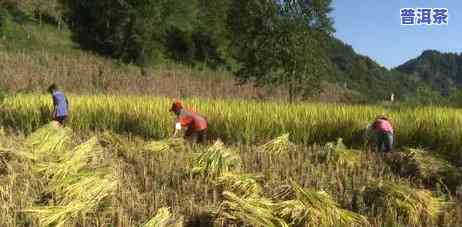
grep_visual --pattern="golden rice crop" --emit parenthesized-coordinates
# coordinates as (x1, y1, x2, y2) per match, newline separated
(216, 191, 288, 227)
(0, 125, 461, 226)
(362, 180, 448, 226)
(216, 172, 263, 198)
(321, 138, 362, 167)
(385, 148, 462, 190)
(23, 124, 116, 227)
(4, 93, 462, 165)
(144, 138, 186, 154)
(0, 131, 39, 227)
(274, 180, 369, 226)
(23, 122, 72, 163)
(2, 95, 462, 226)
(41, 137, 106, 193)
(192, 140, 241, 180)
(258, 134, 295, 156)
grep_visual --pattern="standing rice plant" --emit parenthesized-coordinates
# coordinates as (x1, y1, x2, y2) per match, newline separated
(362, 181, 448, 226)
(192, 140, 241, 180)
(142, 207, 183, 227)
(4, 94, 462, 166)
(274, 180, 369, 226)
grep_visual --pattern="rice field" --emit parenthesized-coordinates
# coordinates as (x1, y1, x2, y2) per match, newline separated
(2, 94, 462, 164)
(1, 95, 462, 226)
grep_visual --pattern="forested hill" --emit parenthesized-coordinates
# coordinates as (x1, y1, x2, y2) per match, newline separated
(0, 0, 460, 104)
(396, 50, 462, 96)
(326, 37, 420, 102)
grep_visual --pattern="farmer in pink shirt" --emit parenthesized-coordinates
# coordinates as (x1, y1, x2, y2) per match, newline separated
(371, 115, 394, 152)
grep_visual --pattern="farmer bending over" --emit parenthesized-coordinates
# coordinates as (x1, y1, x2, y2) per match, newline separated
(371, 115, 394, 152)
(48, 84, 69, 126)
(170, 100, 208, 144)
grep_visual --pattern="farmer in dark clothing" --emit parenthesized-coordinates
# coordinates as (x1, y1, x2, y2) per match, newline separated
(48, 84, 69, 126)
(371, 115, 394, 153)
(170, 100, 208, 144)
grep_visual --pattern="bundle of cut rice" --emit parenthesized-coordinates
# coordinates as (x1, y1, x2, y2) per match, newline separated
(216, 172, 263, 198)
(258, 134, 294, 156)
(274, 180, 368, 226)
(23, 123, 72, 162)
(363, 180, 448, 226)
(192, 140, 241, 180)
(26, 173, 116, 226)
(216, 191, 288, 227)
(385, 148, 462, 190)
(25, 134, 116, 227)
(42, 137, 105, 189)
(144, 138, 185, 154)
(321, 138, 362, 167)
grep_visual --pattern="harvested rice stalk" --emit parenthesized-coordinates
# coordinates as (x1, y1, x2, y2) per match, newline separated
(142, 207, 183, 227)
(258, 134, 294, 156)
(144, 138, 185, 154)
(26, 174, 116, 226)
(23, 123, 72, 162)
(60, 174, 115, 204)
(47, 137, 106, 191)
(99, 131, 131, 151)
(217, 191, 288, 227)
(363, 181, 448, 226)
(274, 180, 369, 226)
(385, 148, 462, 190)
(192, 140, 241, 179)
(26, 175, 114, 226)
(321, 138, 362, 167)
(25, 132, 116, 227)
(216, 172, 263, 198)
(26, 199, 103, 227)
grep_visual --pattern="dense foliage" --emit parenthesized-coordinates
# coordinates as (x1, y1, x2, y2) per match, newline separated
(1, 0, 461, 103)
(397, 50, 462, 101)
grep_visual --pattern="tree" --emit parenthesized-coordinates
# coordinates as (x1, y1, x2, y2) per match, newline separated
(64, 0, 198, 65)
(164, 0, 232, 68)
(227, 0, 334, 102)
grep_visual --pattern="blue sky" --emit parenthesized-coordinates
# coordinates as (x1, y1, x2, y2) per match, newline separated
(331, 0, 461, 69)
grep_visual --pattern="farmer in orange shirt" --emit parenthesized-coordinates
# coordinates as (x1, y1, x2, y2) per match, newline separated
(170, 100, 208, 144)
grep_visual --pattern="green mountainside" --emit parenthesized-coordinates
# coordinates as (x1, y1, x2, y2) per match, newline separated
(0, 1, 460, 105)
